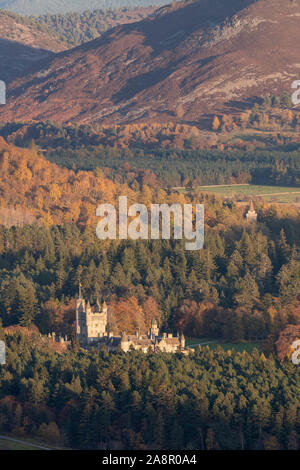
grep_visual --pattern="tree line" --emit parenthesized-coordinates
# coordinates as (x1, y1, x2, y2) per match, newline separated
(1, 121, 299, 187)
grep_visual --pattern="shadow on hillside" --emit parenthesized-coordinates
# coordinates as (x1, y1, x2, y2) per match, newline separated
(0, 38, 54, 84)
(224, 96, 264, 114)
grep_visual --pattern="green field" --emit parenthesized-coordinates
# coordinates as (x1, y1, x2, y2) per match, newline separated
(194, 184, 300, 203)
(0, 440, 39, 450)
(186, 338, 261, 353)
(0, 437, 51, 450)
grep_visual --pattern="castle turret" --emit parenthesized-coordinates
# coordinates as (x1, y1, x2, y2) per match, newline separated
(95, 298, 101, 313)
(180, 332, 185, 350)
(120, 331, 130, 352)
(75, 281, 86, 343)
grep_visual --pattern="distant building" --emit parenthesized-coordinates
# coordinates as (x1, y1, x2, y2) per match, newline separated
(75, 287, 186, 353)
(246, 200, 257, 223)
(48, 332, 70, 344)
(75, 287, 108, 345)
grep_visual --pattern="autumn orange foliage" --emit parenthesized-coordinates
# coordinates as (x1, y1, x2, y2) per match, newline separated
(0, 138, 119, 226)
(108, 296, 161, 335)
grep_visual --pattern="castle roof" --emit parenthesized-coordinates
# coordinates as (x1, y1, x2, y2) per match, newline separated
(157, 337, 180, 345)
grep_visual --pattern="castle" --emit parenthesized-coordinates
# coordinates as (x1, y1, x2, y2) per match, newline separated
(75, 286, 186, 353)
(246, 200, 257, 223)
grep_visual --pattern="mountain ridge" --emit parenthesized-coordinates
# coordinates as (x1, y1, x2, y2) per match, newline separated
(1, 0, 300, 125)
(0, 10, 67, 82)
(33, 7, 158, 46)
(0, 0, 168, 16)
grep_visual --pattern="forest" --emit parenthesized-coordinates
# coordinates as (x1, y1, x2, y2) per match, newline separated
(32, 7, 156, 46)
(0, 209, 299, 344)
(0, 139, 299, 342)
(0, 0, 299, 452)
(0, 327, 299, 450)
(1, 121, 300, 187)
(46, 146, 300, 188)
(0, 135, 299, 450)
(1, 6, 156, 47)
(0, 0, 166, 16)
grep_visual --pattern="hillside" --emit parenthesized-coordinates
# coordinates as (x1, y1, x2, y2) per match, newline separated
(0, 0, 167, 16)
(0, 136, 121, 226)
(1, 0, 300, 125)
(0, 7, 157, 82)
(34, 7, 158, 46)
(0, 10, 67, 82)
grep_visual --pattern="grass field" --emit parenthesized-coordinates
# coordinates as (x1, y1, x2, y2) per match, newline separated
(186, 338, 261, 353)
(0, 440, 40, 450)
(0, 436, 52, 450)
(195, 184, 300, 203)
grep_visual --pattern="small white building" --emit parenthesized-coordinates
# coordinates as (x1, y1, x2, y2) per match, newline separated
(246, 200, 257, 223)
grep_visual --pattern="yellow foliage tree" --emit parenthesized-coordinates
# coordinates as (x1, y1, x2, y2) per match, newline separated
(212, 116, 221, 131)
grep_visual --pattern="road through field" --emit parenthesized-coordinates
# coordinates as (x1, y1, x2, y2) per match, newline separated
(0, 435, 52, 450)
(259, 191, 300, 196)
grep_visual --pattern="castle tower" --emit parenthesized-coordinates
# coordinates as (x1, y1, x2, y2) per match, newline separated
(76, 282, 108, 345)
(149, 318, 159, 338)
(246, 200, 257, 223)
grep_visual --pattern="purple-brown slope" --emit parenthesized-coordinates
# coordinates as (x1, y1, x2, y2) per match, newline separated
(0, 11, 67, 83)
(1, 0, 300, 124)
